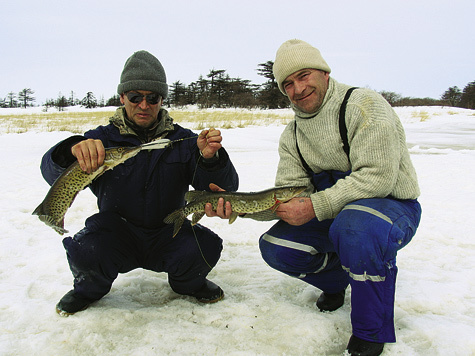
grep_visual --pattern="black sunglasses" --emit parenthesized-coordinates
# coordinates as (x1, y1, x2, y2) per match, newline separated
(126, 92, 161, 105)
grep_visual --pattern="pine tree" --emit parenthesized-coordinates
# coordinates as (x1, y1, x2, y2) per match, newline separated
(18, 88, 35, 108)
(81, 92, 97, 109)
(460, 81, 475, 109)
(441, 86, 462, 107)
(256, 61, 288, 109)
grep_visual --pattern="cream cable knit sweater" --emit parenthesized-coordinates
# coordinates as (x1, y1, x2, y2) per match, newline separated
(245, 77, 420, 222)
(275, 77, 420, 221)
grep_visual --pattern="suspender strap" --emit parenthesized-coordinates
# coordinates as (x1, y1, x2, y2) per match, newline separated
(295, 87, 358, 173)
(294, 121, 312, 172)
(339, 87, 358, 157)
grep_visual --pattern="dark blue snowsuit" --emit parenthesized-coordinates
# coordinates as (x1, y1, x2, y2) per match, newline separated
(40, 108, 239, 300)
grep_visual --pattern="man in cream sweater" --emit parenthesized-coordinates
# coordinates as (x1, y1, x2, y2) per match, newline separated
(208, 39, 421, 355)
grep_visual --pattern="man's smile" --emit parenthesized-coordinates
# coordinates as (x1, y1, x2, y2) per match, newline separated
(295, 90, 314, 102)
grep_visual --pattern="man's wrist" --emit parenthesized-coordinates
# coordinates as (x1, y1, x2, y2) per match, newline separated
(200, 150, 219, 162)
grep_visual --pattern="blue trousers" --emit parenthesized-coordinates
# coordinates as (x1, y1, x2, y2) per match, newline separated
(259, 173, 421, 343)
(62, 211, 223, 300)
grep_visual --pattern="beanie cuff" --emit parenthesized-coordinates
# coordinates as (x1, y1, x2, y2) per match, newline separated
(117, 80, 168, 99)
(273, 40, 331, 95)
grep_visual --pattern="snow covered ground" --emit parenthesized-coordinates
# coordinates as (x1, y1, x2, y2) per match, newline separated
(0, 106, 474, 356)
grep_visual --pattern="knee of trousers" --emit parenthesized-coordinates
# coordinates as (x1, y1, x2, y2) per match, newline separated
(62, 211, 129, 275)
(329, 201, 408, 277)
(167, 223, 223, 295)
(174, 222, 223, 271)
(259, 233, 327, 276)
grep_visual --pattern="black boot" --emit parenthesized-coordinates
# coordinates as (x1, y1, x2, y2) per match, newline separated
(346, 335, 384, 356)
(189, 279, 224, 303)
(56, 290, 96, 316)
(316, 289, 345, 312)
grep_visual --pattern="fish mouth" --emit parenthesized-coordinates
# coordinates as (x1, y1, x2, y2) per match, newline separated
(282, 185, 307, 192)
(293, 186, 307, 196)
(275, 185, 308, 200)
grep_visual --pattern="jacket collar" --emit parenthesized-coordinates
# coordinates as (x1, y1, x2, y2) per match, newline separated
(109, 107, 174, 142)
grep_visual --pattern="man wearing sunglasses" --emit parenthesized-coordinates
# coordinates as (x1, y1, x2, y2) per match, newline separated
(39, 50, 239, 316)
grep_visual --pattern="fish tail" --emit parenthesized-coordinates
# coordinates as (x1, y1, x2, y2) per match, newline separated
(53, 221, 68, 235)
(164, 209, 185, 237)
(32, 201, 68, 235)
(37, 214, 68, 235)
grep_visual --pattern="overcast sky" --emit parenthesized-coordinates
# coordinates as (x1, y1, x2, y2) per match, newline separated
(2, 0, 474, 104)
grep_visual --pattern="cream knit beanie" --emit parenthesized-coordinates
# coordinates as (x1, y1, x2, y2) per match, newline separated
(273, 39, 331, 94)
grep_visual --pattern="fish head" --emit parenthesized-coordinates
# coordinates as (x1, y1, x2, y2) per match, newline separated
(274, 186, 307, 202)
(104, 146, 142, 164)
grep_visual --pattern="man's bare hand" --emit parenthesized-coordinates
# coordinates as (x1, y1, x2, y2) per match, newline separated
(71, 139, 105, 174)
(197, 128, 222, 159)
(204, 183, 233, 219)
(275, 197, 315, 226)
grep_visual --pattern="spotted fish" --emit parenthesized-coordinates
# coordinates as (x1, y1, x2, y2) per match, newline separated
(164, 186, 307, 237)
(33, 139, 171, 235)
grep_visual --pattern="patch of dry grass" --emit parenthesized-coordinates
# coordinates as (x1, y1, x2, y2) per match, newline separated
(0, 108, 294, 133)
(0, 111, 114, 134)
(411, 110, 431, 122)
(170, 109, 293, 129)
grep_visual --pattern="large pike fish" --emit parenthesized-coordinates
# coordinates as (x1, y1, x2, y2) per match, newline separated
(33, 139, 171, 235)
(164, 186, 307, 237)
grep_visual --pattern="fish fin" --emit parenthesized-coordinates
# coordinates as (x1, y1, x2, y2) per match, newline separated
(163, 209, 180, 224)
(184, 190, 207, 202)
(172, 218, 184, 238)
(229, 212, 239, 224)
(191, 212, 205, 225)
(32, 202, 45, 216)
(164, 209, 185, 237)
(36, 214, 68, 235)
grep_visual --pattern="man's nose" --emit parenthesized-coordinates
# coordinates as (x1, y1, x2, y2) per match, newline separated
(138, 97, 149, 109)
(294, 80, 306, 94)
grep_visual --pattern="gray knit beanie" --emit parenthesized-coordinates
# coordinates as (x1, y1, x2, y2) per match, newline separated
(117, 50, 168, 99)
(273, 39, 331, 95)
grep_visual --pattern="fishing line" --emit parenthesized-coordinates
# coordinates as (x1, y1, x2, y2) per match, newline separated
(190, 133, 213, 270)
(191, 225, 213, 270)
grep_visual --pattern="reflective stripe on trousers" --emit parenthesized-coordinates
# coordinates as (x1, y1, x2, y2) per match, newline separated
(259, 197, 421, 343)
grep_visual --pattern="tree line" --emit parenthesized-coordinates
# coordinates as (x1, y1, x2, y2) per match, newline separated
(1, 61, 474, 110)
(381, 80, 475, 109)
(0, 88, 111, 111)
